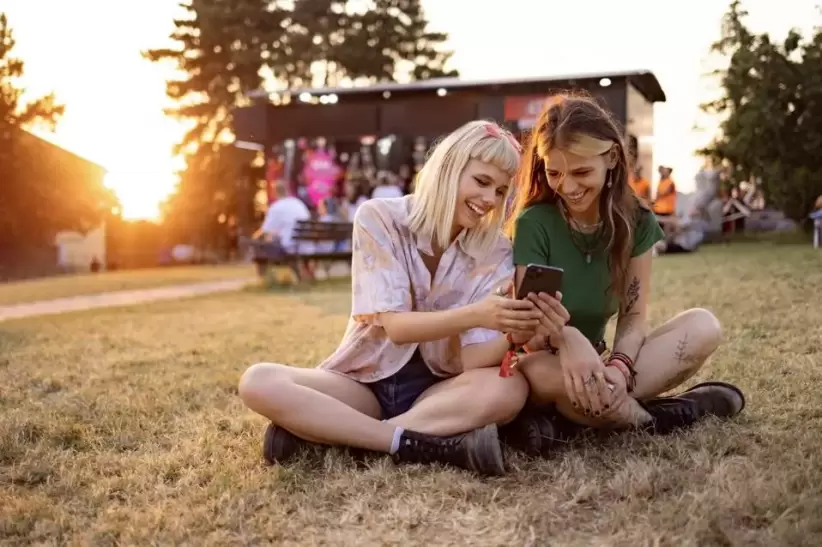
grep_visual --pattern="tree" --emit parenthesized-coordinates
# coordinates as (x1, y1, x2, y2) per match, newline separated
(146, 0, 456, 247)
(701, 0, 822, 223)
(0, 12, 114, 250)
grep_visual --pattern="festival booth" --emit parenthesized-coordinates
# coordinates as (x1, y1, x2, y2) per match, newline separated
(232, 70, 666, 211)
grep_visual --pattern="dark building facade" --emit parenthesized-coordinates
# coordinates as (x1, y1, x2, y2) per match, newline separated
(233, 70, 665, 188)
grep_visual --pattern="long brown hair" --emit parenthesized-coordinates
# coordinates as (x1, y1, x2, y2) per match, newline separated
(507, 93, 643, 296)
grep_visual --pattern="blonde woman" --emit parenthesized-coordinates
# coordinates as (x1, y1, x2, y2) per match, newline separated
(239, 121, 563, 475)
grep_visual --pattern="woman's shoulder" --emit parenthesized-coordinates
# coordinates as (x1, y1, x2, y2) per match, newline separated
(634, 200, 660, 227)
(517, 201, 559, 221)
(353, 196, 411, 225)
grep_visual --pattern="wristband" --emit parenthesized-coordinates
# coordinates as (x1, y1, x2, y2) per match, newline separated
(606, 354, 637, 392)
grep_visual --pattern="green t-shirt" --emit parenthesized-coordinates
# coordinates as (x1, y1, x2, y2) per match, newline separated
(512, 203, 664, 343)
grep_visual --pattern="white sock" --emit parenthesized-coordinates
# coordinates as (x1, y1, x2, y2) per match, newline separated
(388, 425, 405, 454)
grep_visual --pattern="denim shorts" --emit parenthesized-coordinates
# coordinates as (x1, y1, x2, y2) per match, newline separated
(367, 349, 442, 419)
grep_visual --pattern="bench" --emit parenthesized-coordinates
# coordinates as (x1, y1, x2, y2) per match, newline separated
(811, 210, 822, 249)
(251, 220, 354, 282)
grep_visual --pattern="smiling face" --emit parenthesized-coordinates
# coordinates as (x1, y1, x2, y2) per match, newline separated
(543, 145, 616, 220)
(452, 158, 511, 232)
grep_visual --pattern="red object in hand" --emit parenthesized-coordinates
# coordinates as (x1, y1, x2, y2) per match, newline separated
(499, 333, 520, 377)
(499, 351, 515, 377)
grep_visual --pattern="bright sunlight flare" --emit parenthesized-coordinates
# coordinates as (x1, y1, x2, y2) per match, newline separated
(104, 171, 177, 222)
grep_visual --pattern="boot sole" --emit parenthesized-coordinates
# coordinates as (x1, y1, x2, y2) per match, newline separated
(465, 424, 506, 476)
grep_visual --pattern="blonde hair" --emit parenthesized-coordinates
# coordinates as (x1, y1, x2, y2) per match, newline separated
(407, 120, 521, 256)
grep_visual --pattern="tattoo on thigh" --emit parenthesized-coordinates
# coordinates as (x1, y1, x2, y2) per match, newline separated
(674, 334, 688, 368)
(674, 333, 711, 371)
(624, 277, 640, 315)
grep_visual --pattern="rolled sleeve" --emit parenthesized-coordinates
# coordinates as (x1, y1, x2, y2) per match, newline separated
(350, 202, 413, 324)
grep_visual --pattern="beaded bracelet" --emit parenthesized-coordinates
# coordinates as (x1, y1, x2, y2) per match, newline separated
(606, 351, 638, 392)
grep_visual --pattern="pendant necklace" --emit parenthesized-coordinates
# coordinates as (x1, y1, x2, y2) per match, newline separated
(560, 203, 603, 264)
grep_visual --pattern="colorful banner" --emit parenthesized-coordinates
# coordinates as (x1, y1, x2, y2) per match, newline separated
(504, 95, 550, 130)
(303, 149, 341, 207)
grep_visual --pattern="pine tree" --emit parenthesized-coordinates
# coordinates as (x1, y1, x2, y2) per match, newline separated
(147, 0, 457, 246)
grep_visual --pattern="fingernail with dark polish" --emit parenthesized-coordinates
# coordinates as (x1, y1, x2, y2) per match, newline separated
(604, 404, 610, 410)
(594, 411, 601, 417)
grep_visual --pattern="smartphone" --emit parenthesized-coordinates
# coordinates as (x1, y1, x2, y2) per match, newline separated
(516, 264, 564, 300)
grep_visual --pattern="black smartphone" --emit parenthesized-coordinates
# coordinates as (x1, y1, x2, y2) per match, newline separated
(516, 264, 564, 300)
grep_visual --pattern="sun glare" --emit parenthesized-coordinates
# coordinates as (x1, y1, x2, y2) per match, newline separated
(104, 171, 178, 222)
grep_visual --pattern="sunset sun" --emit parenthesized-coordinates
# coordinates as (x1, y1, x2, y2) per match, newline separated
(104, 171, 178, 222)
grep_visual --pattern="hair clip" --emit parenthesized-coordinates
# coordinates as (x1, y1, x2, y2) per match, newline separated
(484, 123, 522, 153)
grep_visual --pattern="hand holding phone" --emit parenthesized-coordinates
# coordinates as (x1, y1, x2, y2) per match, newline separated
(516, 264, 564, 300)
(517, 264, 570, 343)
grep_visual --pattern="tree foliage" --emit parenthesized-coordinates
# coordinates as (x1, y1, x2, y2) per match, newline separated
(701, 0, 822, 222)
(0, 12, 114, 250)
(146, 0, 456, 246)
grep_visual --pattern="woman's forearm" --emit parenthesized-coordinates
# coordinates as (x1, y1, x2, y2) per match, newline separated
(611, 313, 648, 362)
(379, 304, 480, 345)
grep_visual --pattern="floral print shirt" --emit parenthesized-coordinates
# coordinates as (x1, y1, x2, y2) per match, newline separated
(318, 196, 514, 382)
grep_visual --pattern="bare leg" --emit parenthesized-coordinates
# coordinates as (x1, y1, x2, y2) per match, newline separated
(631, 308, 723, 399)
(518, 308, 723, 428)
(518, 352, 652, 428)
(238, 363, 395, 452)
(386, 367, 530, 436)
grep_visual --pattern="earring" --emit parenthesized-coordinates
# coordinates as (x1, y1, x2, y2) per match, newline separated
(607, 169, 613, 188)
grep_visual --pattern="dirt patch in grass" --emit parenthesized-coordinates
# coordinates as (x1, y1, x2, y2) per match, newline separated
(0, 263, 255, 306)
(1, 244, 821, 545)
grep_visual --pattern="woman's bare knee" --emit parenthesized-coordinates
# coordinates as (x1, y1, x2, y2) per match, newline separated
(476, 369, 530, 423)
(518, 352, 564, 404)
(683, 308, 723, 355)
(237, 362, 292, 411)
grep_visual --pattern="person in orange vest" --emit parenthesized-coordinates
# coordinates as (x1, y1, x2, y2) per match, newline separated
(629, 166, 651, 203)
(653, 166, 677, 231)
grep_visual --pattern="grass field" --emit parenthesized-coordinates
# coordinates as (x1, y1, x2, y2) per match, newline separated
(1, 244, 820, 545)
(0, 264, 256, 307)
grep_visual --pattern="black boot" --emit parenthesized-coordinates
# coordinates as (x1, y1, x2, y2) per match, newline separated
(262, 423, 323, 465)
(642, 381, 745, 435)
(501, 405, 587, 457)
(678, 381, 746, 417)
(392, 424, 506, 476)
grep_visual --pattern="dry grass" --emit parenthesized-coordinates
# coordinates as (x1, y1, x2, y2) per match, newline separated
(0, 264, 256, 306)
(1, 243, 821, 546)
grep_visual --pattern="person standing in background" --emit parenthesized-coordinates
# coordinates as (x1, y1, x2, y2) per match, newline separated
(653, 166, 677, 233)
(629, 166, 651, 203)
(653, 166, 677, 216)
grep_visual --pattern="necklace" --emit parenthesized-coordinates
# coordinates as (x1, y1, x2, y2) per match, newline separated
(559, 203, 605, 264)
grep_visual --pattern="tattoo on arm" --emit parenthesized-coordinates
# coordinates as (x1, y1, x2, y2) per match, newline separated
(624, 276, 640, 315)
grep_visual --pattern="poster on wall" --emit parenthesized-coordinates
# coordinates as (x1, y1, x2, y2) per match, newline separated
(302, 147, 342, 207)
(504, 95, 550, 132)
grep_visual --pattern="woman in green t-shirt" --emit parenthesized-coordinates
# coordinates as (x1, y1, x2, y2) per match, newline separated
(501, 95, 746, 456)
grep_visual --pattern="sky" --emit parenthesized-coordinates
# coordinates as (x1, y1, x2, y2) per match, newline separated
(1, 0, 818, 219)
